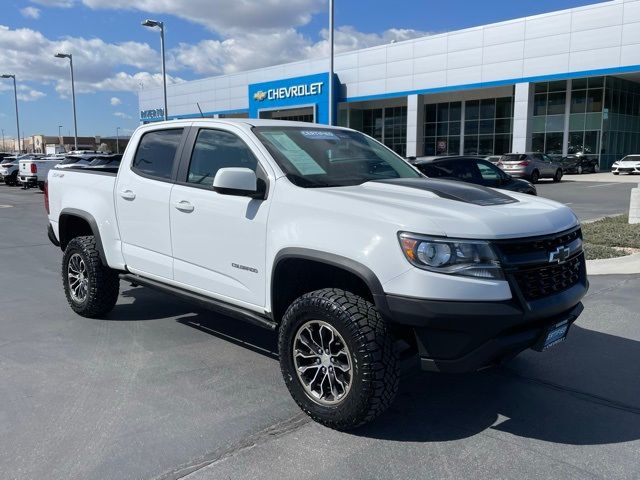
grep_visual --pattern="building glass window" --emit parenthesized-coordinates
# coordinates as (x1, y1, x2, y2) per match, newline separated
(601, 76, 640, 169)
(424, 101, 462, 156)
(359, 106, 407, 156)
(456, 96, 513, 156)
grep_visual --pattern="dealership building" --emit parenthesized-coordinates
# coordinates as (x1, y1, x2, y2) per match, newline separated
(139, 0, 640, 168)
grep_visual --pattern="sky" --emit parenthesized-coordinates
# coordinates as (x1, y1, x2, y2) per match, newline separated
(0, 0, 607, 140)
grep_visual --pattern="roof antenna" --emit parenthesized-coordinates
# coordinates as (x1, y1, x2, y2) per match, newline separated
(196, 102, 204, 118)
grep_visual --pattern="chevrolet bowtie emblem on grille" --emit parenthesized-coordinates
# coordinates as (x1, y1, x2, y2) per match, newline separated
(253, 90, 267, 101)
(549, 246, 571, 263)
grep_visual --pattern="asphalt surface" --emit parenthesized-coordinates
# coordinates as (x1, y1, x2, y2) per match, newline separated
(536, 177, 635, 221)
(1, 185, 639, 480)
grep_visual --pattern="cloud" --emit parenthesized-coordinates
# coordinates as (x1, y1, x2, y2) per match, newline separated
(17, 86, 46, 101)
(80, 0, 325, 34)
(110, 96, 121, 106)
(113, 111, 131, 119)
(20, 7, 41, 19)
(0, 25, 178, 96)
(171, 26, 429, 76)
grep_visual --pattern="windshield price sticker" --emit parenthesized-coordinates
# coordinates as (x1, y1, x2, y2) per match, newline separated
(261, 132, 327, 176)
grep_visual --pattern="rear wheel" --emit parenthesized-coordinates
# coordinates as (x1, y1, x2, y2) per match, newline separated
(594, 164, 600, 173)
(577, 166, 583, 175)
(553, 169, 563, 182)
(62, 236, 119, 318)
(613, 172, 619, 175)
(279, 288, 399, 431)
(530, 170, 540, 184)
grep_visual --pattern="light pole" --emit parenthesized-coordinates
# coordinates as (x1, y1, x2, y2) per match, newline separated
(142, 19, 168, 121)
(1, 74, 21, 152)
(54, 53, 78, 150)
(328, 0, 335, 126)
(1, 128, 4, 152)
(58, 125, 63, 146)
(116, 127, 120, 154)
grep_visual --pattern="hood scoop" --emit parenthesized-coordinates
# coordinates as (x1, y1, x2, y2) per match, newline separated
(372, 178, 519, 206)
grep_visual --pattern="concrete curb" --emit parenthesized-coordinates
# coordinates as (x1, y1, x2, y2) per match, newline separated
(587, 252, 640, 275)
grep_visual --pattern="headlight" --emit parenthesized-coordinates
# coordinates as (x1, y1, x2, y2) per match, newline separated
(398, 233, 503, 279)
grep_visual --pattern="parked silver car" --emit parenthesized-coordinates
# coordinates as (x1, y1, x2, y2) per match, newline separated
(499, 153, 563, 183)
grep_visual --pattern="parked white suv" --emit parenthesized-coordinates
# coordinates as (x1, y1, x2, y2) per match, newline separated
(46, 119, 588, 430)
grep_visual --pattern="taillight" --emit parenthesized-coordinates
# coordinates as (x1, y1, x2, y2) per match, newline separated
(44, 180, 49, 214)
(518, 161, 530, 166)
(30, 163, 37, 174)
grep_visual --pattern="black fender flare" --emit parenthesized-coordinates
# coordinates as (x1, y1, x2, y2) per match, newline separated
(271, 248, 392, 321)
(58, 208, 108, 265)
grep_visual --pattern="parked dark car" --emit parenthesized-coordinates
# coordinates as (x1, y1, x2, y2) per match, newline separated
(559, 154, 599, 174)
(83, 154, 122, 173)
(413, 156, 537, 195)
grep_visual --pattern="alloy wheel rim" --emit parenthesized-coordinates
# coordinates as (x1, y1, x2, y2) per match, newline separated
(293, 320, 352, 406)
(68, 253, 89, 303)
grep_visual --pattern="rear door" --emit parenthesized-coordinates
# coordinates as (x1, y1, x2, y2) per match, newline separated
(115, 126, 188, 280)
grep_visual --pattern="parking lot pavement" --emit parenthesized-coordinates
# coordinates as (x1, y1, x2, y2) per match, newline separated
(562, 172, 640, 184)
(1, 187, 639, 480)
(535, 179, 634, 221)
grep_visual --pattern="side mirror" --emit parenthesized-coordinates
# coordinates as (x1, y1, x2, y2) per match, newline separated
(213, 167, 265, 199)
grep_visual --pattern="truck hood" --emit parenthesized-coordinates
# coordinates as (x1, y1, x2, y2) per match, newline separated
(314, 178, 578, 239)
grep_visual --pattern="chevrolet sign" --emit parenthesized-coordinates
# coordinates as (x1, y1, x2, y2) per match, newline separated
(254, 82, 324, 102)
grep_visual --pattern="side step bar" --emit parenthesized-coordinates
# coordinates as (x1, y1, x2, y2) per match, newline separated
(119, 273, 277, 331)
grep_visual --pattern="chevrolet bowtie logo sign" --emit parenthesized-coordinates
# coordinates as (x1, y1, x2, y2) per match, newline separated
(253, 91, 267, 101)
(549, 246, 571, 263)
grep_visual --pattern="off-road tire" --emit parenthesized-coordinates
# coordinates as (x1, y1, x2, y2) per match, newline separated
(530, 170, 540, 183)
(279, 288, 399, 430)
(62, 236, 119, 318)
(553, 169, 563, 182)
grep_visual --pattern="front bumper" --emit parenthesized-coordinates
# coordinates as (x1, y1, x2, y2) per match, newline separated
(382, 233, 588, 373)
(612, 166, 640, 174)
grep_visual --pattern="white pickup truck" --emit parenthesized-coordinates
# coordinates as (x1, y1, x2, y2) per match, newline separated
(46, 119, 588, 430)
(19, 155, 65, 190)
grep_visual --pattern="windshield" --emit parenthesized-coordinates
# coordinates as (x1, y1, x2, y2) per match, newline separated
(621, 155, 640, 162)
(253, 126, 421, 187)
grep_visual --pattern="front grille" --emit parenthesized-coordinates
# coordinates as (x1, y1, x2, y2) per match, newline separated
(493, 227, 585, 301)
(513, 254, 583, 300)
(497, 228, 581, 256)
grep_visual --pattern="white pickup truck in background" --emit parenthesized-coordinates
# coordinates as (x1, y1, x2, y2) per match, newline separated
(46, 119, 588, 430)
(19, 155, 65, 190)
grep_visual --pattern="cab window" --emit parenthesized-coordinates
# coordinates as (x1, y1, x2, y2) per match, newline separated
(132, 129, 184, 180)
(186, 129, 258, 186)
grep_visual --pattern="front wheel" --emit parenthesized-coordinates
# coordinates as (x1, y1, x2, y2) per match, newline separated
(62, 236, 119, 318)
(278, 288, 399, 431)
(553, 169, 563, 182)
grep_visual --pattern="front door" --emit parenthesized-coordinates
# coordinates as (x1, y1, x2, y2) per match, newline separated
(169, 127, 272, 308)
(115, 127, 186, 280)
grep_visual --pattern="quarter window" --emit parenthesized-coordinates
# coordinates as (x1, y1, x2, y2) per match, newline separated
(132, 129, 184, 179)
(187, 129, 257, 186)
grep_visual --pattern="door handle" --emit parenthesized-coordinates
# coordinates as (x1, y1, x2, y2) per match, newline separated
(174, 200, 194, 213)
(120, 189, 136, 200)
